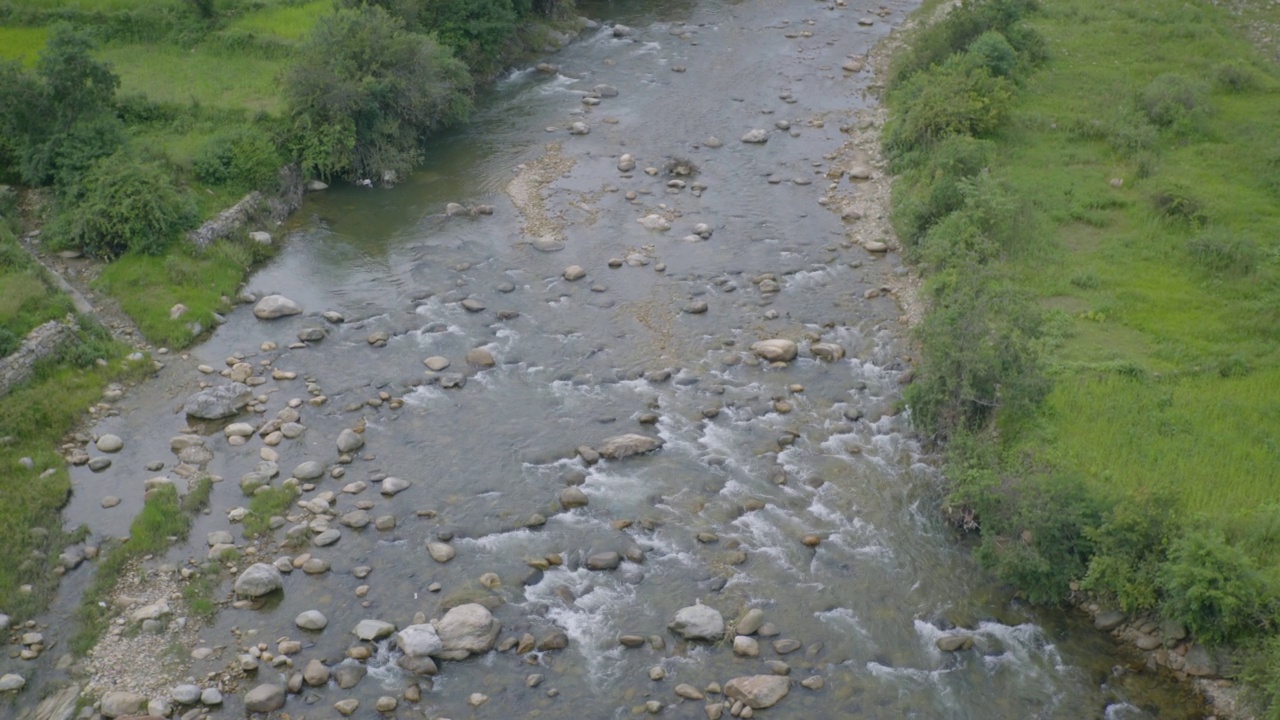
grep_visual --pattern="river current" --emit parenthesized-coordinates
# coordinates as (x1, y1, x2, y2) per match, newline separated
(30, 0, 1207, 717)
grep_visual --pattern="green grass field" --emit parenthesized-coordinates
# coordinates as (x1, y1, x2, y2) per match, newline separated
(0, 26, 48, 66)
(984, 0, 1280, 526)
(99, 43, 288, 113)
(228, 0, 330, 42)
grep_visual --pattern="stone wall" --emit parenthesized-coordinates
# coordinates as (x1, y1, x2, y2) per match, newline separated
(187, 165, 305, 248)
(0, 318, 76, 397)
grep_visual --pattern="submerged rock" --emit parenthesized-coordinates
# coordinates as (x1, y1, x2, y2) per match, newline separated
(724, 675, 790, 709)
(596, 433, 664, 460)
(183, 383, 253, 419)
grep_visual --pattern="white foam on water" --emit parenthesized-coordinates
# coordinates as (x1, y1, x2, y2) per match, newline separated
(633, 41, 663, 56)
(456, 527, 540, 555)
(521, 567, 638, 680)
(402, 385, 446, 407)
(815, 607, 871, 641)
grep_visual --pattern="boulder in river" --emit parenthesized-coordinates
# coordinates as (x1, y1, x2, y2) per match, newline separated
(596, 433, 664, 460)
(253, 295, 302, 320)
(100, 691, 146, 718)
(809, 342, 845, 362)
(750, 339, 798, 362)
(433, 603, 501, 660)
(243, 684, 285, 714)
(183, 382, 253, 419)
(234, 563, 283, 598)
(353, 619, 396, 641)
(741, 129, 769, 144)
(396, 624, 443, 657)
(724, 675, 790, 709)
(336, 428, 364, 453)
(668, 603, 724, 641)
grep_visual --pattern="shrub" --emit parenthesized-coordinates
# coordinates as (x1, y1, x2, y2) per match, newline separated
(192, 127, 282, 192)
(1214, 60, 1260, 93)
(891, 135, 992, 238)
(885, 62, 1015, 160)
(914, 172, 1025, 273)
(974, 471, 1105, 604)
(50, 151, 197, 259)
(0, 327, 18, 356)
(1151, 183, 1207, 225)
(1240, 634, 1280, 719)
(890, 0, 1039, 87)
(1082, 492, 1175, 613)
(965, 31, 1019, 78)
(1186, 227, 1259, 275)
(285, 5, 474, 182)
(1137, 73, 1209, 129)
(1159, 528, 1267, 645)
(906, 267, 1049, 438)
(417, 0, 518, 71)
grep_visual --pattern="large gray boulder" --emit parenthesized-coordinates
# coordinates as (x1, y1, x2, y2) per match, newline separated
(100, 691, 146, 718)
(183, 383, 253, 419)
(668, 604, 724, 642)
(336, 428, 364, 453)
(243, 684, 285, 713)
(395, 624, 443, 658)
(750, 339, 798, 362)
(433, 603, 501, 660)
(253, 295, 302, 320)
(595, 433, 664, 460)
(724, 675, 790, 709)
(233, 563, 283, 598)
(352, 619, 396, 641)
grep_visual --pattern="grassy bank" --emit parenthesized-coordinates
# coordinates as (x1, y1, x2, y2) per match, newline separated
(1, 0, 583, 351)
(885, 0, 1280, 713)
(0, 196, 153, 619)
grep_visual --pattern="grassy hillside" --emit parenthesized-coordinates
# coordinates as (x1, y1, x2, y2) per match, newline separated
(885, 0, 1280, 713)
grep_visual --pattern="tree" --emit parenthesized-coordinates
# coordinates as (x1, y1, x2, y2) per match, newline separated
(0, 24, 122, 188)
(284, 6, 473, 182)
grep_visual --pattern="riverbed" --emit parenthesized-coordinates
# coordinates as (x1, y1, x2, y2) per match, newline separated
(21, 0, 1209, 717)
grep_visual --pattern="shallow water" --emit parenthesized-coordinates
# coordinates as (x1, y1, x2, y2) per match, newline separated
(26, 0, 1208, 717)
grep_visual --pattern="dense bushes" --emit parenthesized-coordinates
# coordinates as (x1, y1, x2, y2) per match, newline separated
(50, 151, 197, 259)
(285, 6, 474, 182)
(193, 127, 284, 192)
(890, 4, 1280, 709)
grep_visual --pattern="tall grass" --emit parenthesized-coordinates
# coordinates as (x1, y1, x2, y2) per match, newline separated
(0, 26, 49, 65)
(97, 43, 288, 114)
(94, 241, 260, 349)
(228, 0, 330, 42)
(1038, 370, 1280, 516)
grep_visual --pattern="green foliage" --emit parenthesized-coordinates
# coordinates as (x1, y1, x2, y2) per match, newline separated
(914, 171, 1028, 273)
(50, 150, 197, 258)
(1185, 227, 1259, 275)
(243, 485, 299, 538)
(973, 471, 1104, 604)
(884, 61, 1014, 160)
(1137, 73, 1209, 130)
(0, 24, 123, 187)
(417, 0, 517, 70)
(1241, 634, 1280, 720)
(0, 327, 17, 356)
(1150, 183, 1207, 225)
(1082, 492, 1175, 613)
(963, 31, 1019, 78)
(94, 242, 247, 348)
(1214, 59, 1261, 93)
(907, 267, 1049, 439)
(1160, 529, 1268, 645)
(891, 135, 992, 240)
(192, 126, 283, 191)
(890, 0, 1040, 87)
(284, 5, 474, 181)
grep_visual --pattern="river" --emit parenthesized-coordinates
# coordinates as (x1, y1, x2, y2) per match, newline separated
(26, 0, 1207, 717)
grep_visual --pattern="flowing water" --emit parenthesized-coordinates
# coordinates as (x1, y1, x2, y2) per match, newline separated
(27, 0, 1208, 717)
